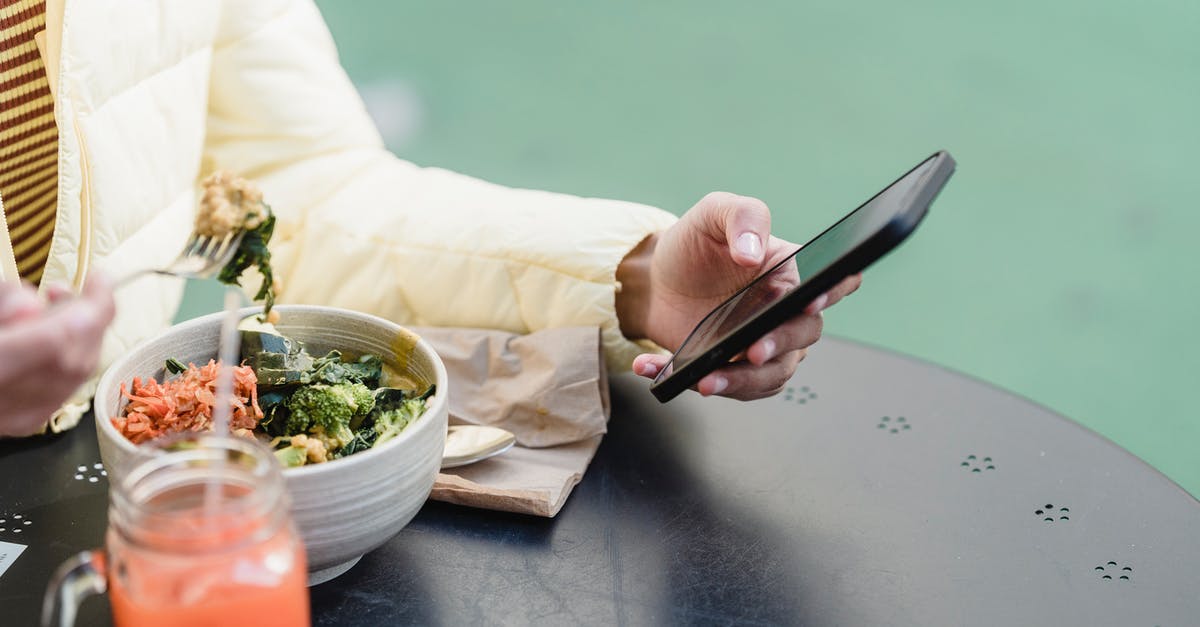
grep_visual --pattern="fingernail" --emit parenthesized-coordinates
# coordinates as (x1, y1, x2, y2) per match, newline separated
(735, 233, 762, 262)
(812, 294, 829, 312)
(710, 376, 728, 395)
(761, 338, 776, 361)
(640, 362, 658, 376)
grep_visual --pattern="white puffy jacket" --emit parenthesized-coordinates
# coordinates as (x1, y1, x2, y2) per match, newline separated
(0, 0, 677, 432)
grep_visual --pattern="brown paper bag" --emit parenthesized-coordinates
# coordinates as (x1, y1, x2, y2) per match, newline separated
(413, 326, 611, 517)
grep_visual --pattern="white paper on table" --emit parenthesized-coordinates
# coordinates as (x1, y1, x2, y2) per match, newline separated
(0, 541, 27, 579)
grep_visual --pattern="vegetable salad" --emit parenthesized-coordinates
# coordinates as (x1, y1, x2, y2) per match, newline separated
(114, 320, 433, 467)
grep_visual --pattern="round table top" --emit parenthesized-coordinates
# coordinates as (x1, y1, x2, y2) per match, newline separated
(2, 336, 1198, 626)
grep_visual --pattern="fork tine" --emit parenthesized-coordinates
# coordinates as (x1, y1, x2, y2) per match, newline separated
(195, 231, 244, 279)
(122, 230, 245, 284)
(183, 233, 205, 256)
(200, 235, 221, 258)
(211, 233, 236, 262)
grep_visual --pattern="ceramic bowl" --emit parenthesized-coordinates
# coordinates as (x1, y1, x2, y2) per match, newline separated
(94, 305, 449, 585)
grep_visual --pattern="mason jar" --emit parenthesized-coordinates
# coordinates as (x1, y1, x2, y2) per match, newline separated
(43, 435, 309, 627)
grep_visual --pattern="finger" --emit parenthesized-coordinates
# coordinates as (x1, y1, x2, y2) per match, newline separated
(823, 273, 863, 309)
(697, 349, 806, 401)
(42, 282, 74, 305)
(0, 363, 92, 436)
(0, 410, 55, 437)
(744, 312, 823, 366)
(696, 192, 772, 267)
(0, 318, 67, 379)
(802, 273, 863, 314)
(632, 353, 671, 379)
(0, 281, 43, 322)
(80, 272, 117, 326)
(803, 293, 829, 315)
(5, 281, 114, 381)
(52, 300, 111, 378)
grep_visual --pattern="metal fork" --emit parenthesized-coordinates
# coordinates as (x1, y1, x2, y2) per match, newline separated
(116, 230, 244, 287)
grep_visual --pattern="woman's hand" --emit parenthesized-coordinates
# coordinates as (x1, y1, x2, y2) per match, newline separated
(0, 274, 115, 437)
(617, 192, 861, 401)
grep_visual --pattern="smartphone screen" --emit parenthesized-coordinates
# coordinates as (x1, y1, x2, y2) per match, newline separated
(652, 153, 948, 395)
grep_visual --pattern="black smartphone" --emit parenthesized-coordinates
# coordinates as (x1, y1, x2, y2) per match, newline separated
(649, 150, 956, 402)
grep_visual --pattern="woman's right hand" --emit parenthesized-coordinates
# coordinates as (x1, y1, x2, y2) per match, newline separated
(0, 274, 115, 437)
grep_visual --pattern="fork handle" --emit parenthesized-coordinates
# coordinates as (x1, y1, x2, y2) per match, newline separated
(113, 268, 177, 289)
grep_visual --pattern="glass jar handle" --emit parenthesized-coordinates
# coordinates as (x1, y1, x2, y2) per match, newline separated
(41, 550, 107, 627)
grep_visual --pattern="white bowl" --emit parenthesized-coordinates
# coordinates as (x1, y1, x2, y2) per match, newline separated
(94, 305, 449, 585)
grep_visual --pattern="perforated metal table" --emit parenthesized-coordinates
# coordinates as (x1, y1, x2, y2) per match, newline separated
(2, 337, 1198, 625)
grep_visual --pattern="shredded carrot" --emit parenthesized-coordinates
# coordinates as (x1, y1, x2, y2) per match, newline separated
(114, 360, 263, 444)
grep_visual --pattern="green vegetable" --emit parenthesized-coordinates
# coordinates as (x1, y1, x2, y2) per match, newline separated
(336, 428, 377, 457)
(256, 389, 293, 438)
(240, 339, 381, 389)
(370, 385, 434, 448)
(164, 358, 187, 375)
(371, 400, 424, 448)
(236, 321, 430, 464)
(273, 444, 307, 468)
(285, 382, 375, 451)
(246, 349, 315, 387)
(218, 208, 276, 320)
(304, 351, 383, 387)
(239, 326, 300, 359)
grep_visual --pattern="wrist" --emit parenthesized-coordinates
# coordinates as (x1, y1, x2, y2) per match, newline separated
(615, 233, 658, 341)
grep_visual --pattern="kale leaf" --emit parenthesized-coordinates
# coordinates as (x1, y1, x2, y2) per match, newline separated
(217, 207, 276, 319)
(256, 389, 294, 438)
(303, 351, 383, 387)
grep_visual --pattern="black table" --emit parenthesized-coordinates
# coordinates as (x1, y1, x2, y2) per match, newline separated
(3, 337, 1199, 626)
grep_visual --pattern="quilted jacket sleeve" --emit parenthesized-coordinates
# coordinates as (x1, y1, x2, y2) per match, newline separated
(202, 0, 677, 370)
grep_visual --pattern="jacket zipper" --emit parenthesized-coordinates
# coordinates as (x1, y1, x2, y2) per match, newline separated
(71, 111, 92, 291)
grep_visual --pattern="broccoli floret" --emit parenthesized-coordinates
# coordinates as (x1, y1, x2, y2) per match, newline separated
(285, 382, 375, 451)
(373, 398, 426, 448)
(284, 404, 311, 435)
(367, 385, 434, 448)
(308, 424, 352, 452)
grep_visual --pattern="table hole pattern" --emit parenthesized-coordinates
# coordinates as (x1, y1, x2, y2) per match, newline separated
(817, 377, 1140, 591)
(877, 416, 911, 433)
(1035, 504, 1070, 522)
(1095, 561, 1133, 581)
(74, 462, 108, 484)
(791, 373, 1136, 589)
(0, 513, 31, 535)
(783, 386, 817, 405)
(960, 454, 995, 473)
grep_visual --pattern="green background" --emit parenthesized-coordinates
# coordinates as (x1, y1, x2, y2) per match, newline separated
(180, 1, 1199, 494)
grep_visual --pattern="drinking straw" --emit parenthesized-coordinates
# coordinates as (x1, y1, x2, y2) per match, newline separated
(205, 288, 243, 513)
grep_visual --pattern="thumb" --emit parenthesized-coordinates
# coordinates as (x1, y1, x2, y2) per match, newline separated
(632, 353, 672, 379)
(695, 192, 771, 268)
